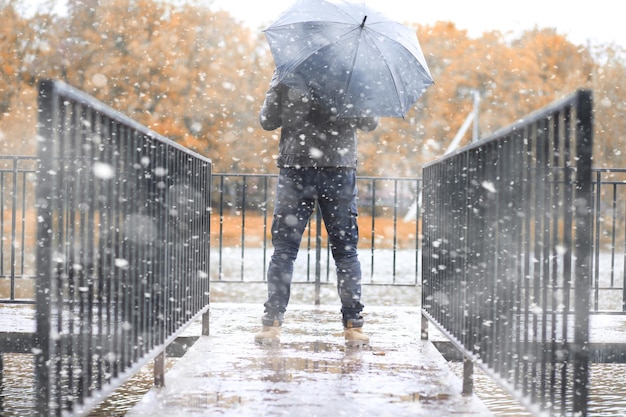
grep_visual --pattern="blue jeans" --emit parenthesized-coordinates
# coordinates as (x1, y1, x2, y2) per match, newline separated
(263, 167, 363, 325)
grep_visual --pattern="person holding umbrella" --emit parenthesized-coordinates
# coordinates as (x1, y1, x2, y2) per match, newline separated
(254, 70, 378, 347)
(254, 0, 433, 347)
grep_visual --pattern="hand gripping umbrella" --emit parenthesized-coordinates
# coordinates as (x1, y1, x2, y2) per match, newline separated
(264, 0, 434, 118)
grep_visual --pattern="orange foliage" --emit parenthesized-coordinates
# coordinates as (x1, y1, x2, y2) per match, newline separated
(1, 0, 624, 174)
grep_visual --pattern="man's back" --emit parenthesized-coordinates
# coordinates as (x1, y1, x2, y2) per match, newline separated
(260, 82, 377, 169)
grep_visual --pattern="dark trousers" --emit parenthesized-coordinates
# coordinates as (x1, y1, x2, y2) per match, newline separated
(263, 167, 364, 325)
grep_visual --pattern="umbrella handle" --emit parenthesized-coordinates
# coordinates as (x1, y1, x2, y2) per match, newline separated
(360, 16, 367, 28)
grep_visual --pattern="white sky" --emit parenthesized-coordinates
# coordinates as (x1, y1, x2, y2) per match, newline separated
(207, 0, 620, 48)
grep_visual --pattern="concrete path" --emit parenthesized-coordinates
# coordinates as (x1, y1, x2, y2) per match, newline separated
(128, 303, 493, 416)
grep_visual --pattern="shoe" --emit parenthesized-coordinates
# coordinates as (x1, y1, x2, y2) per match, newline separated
(344, 320, 369, 348)
(254, 319, 281, 345)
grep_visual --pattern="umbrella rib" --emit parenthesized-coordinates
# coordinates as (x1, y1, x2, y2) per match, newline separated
(341, 26, 366, 113)
(366, 24, 429, 70)
(268, 22, 359, 79)
(360, 29, 406, 115)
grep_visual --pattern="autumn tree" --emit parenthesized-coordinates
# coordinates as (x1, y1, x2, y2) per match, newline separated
(0, 0, 60, 154)
(20, 0, 274, 173)
(588, 44, 626, 168)
(2, 0, 626, 176)
(356, 23, 596, 176)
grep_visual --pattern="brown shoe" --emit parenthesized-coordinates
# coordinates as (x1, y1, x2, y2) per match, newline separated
(344, 321, 369, 348)
(254, 320, 281, 346)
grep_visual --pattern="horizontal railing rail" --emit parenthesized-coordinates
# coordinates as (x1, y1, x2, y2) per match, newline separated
(34, 79, 211, 416)
(421, 90, 594, 416)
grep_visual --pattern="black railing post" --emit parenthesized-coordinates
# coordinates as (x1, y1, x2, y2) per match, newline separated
(154, 352, 165, 387)
(315, 203, 322, 306)
(9, 157, 18, 299)
(572, 89, 593, 416)
(462, 357, 474, 396)
(34, 78, 55, 417)
(593, 171, 602, 311)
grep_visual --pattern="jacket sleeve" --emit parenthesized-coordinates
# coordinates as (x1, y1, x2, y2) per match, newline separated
(354, 116, 379, 132)
(259, 72, 283, 131)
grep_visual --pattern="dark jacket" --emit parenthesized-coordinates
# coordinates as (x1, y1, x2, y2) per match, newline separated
(259, 81, 378, 169)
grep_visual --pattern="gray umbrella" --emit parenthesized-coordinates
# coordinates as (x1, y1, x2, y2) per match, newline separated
(264, 0, 434, 118)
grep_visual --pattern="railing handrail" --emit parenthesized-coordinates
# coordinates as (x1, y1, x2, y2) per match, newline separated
(38, 80, 211, 165)
(425, 91, 595, 167)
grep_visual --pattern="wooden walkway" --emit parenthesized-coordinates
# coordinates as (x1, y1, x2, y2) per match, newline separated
(127, 303, 494, 417)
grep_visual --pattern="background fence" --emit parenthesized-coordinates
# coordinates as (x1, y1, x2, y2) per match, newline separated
(210, 173, 421, 288)
(421, 89, 594, 416)
(590, 168, 626, 312)
(33, 79, 212, 416)
(4, 163, 626, 311)
(0, 156, 37, 302)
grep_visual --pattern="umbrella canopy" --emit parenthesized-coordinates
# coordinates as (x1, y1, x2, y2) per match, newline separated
(264, 0, 434, 118)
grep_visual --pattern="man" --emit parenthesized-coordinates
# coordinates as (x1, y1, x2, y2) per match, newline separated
(254, 71, 378, 347)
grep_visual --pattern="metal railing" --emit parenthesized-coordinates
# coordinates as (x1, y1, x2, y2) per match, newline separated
(210, 173, 421, 289)
(4, 163, 626, 311)
(34, 79, 212, 416)
(421, 90, 594, 416)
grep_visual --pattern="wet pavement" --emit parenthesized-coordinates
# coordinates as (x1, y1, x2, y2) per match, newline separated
(127, 303, 493, 416)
